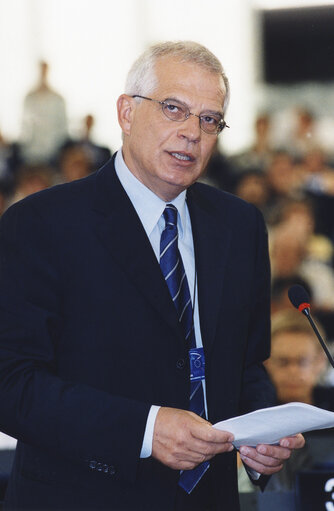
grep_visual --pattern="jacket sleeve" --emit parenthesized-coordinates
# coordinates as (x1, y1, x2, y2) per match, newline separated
(0, 199, 150, 483)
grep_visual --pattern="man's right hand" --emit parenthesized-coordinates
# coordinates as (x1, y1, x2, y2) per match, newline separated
(151, 407, 234, 470)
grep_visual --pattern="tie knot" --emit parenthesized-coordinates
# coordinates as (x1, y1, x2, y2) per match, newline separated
(163, 204, 178, 229)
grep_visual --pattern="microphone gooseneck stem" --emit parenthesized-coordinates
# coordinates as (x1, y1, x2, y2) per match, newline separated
(302, 308, 334, 369)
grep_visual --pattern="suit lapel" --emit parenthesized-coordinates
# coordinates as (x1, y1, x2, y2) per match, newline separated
(91, 157, 184, 343)
(187, 185, 232, 355)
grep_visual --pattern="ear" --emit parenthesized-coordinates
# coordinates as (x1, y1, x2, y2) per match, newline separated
(117, 94, 136, 136)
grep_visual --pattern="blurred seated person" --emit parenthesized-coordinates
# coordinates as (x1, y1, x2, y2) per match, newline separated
(266, 151, 300, 203)
(271, 275, 312, 315)
(233, 169, 270, 218)
(57, 142, 93, 183)
(239, 310, 333, 492)
(231, 113, 274, 172)
(0, 129, 21, 194)
(287, 108, 317, 159)
(293, 148, 334, 196)
(200, 141, 236, 193)
(270, 222, 334, 311)
(271, 274, 334, 346)
(20, 61, 68, 165)
(267, 310, 329, 406)
(293, 148, 334, 244)
(282, 108, 330, 161)
(270, 197, 334, 266)
(78, 114, 112, 171)
(0, 185, 8, 217)
(10, 165, 54, 205)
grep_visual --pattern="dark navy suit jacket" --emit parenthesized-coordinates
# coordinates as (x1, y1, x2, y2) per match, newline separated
(0, 156, 275, 510)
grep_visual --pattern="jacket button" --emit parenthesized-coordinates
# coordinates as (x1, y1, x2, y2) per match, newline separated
(102, 464, 109, 473)
(176, 359, 185, 369)
(96, 462, 103, 472)
(89, 460, 97, 470)
(109, 465, 116, 475)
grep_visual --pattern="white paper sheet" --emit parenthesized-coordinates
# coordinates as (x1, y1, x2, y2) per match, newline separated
(213, 402, 334, 448)
(0, 433, 17, 450)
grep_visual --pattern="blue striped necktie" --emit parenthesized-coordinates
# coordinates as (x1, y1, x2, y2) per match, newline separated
(160, 204, 209, 494)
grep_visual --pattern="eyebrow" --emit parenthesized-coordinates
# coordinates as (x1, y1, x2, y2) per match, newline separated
(163, 97, 224, 118)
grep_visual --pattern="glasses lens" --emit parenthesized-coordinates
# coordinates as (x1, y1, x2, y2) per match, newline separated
(200, 114, 225, 134)
(162, 100, 187, 122)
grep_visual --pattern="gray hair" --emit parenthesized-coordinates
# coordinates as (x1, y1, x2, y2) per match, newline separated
(125, 41, 230, 113)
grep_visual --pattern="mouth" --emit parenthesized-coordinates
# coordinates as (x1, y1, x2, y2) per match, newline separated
(169, 151, 195, 163)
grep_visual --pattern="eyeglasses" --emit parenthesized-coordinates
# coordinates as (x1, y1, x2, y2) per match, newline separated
(270, 356, 316, 369)
(132, 95, 229, 135)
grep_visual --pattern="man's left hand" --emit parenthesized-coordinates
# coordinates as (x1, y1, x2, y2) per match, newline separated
(239, 433, 305, 475)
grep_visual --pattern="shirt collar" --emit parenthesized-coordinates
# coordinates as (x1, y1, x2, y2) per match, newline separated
(114, 149, 187, 238)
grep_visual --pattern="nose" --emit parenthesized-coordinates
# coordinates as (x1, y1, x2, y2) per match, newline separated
(177, 114, 201, 143)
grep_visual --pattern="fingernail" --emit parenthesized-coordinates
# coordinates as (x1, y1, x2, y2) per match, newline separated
(240, 447, 249, 456)
(257, 445, 266, 454)
(281, 439, 289, 448)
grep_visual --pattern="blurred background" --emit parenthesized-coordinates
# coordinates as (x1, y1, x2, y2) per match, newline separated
(0, 0, 334, 154)
(1, 0, 334, 506)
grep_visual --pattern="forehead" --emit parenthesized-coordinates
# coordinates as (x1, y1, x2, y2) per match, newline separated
(153, 56, 225, 110)
(271, 331, 317, 356)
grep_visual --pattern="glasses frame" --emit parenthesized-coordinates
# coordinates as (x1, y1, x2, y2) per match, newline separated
(132, 95, 229, 135)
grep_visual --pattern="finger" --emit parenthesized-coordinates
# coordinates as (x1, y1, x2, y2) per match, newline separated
(176, 438, 234, 467)
(187, 437, 235, 459)
(239, 445, 290, 468)
(158, 438, 231, 469)
(280, 433, 305, 449)
(191, 423, 234, 445)
(255, 444, 292, 461)
(174, 410, 235, 445)
(240, 452, 283, 475)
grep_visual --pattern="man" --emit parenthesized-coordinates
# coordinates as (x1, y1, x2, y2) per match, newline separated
(266, 309, 329, 407)
(20, 61, 68, 165)
(239, 309, 331, 493)
(0, 41, 303, 510)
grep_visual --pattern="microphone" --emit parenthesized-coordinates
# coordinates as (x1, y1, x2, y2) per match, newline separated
(288, 285, 334, 369)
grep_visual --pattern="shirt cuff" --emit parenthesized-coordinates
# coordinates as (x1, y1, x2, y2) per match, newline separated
(245, 465, 261, 480)
(140, 405, 160, 458)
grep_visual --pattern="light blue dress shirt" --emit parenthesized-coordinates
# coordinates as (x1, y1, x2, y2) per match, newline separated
(114, 149, 206, 458)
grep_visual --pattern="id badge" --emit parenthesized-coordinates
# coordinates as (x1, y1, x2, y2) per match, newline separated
(189, 347, 205, 381)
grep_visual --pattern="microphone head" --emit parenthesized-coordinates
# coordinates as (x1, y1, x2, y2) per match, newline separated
(288, 285, 311, 313)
